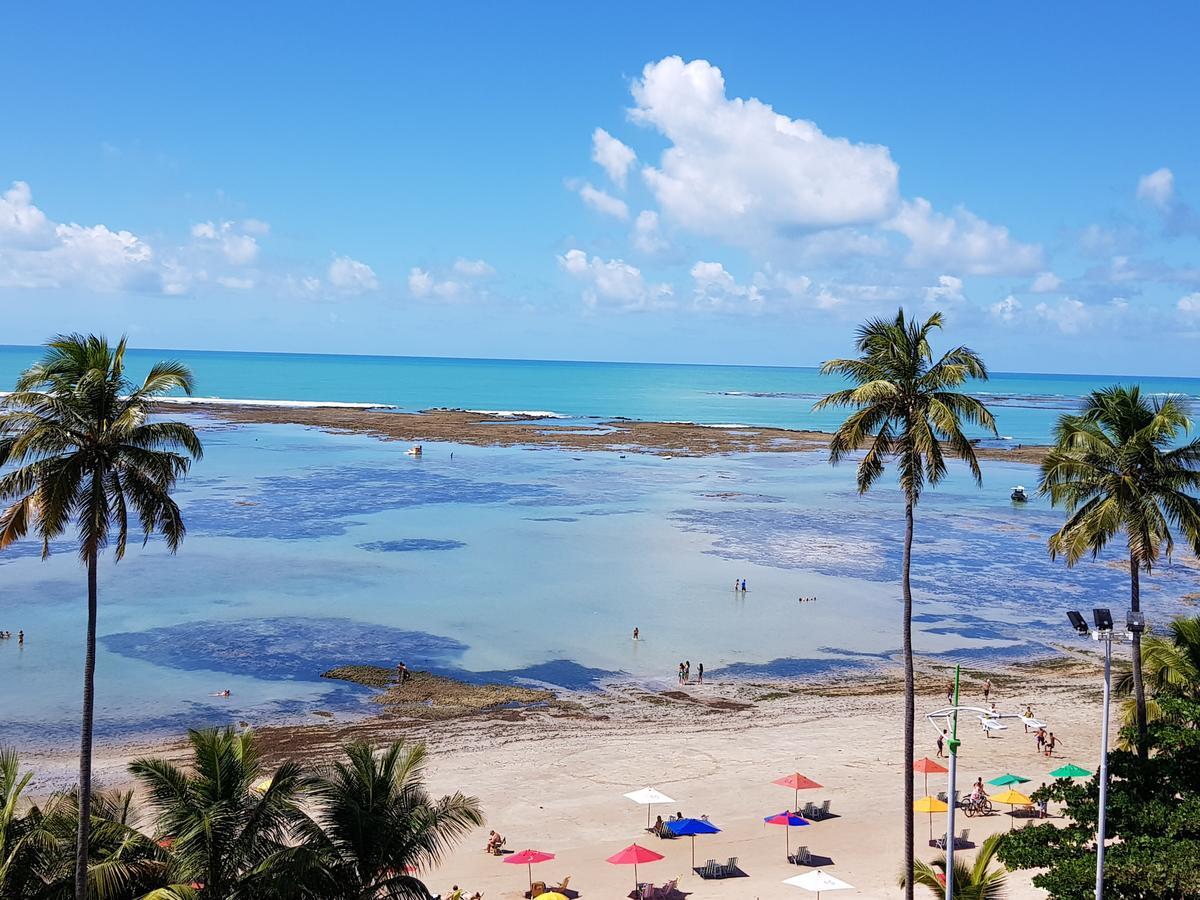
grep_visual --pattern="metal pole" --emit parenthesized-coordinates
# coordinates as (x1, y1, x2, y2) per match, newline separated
(946, 665, 961, 900)
(1095, 636, 1111, 900)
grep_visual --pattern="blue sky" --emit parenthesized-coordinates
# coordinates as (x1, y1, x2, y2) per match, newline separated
(2, 3, 1199, 374)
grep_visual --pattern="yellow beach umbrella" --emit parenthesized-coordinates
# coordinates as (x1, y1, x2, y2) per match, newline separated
(537, 894, 569, 900)
(990, 788, 1031, 828)
(913, 795, 948, 844)
(251, 777, 272, 794)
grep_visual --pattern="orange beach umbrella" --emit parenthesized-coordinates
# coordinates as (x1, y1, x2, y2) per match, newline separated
(774, 772, 823, 810)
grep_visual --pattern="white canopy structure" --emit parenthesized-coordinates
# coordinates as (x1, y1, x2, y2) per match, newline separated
(624, 787, 676, 828)
(784, 869, 854, 898)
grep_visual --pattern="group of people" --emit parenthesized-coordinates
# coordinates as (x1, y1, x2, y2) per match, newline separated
(1035, 728, 1061, 757)
(732, 578, 748, 592)
(677, 660, 703, 684)
(797, 596, 817, 603)
(652, 810, 708, 836)
(0, 630, 22, 644)
(944, 677, 993, 705)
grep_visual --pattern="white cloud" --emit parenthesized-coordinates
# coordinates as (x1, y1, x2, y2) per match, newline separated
(629, 56, 899, 243)
(1179, 292, 1200, 318)
(885, 198, 1044, 276)
(1137, 167, 1174, 209)
(990, 294, 1022, 323)
(241, 218, 271, 235)
(191, 219, 260, 264)
(578, 183, 629, 220)
(793, 228, 889, 262)
(690, 261, 763, 311)
(452, 257, 495, 277)
(408, 267, 468, 301)
(632, 210, 667, 254)
(216, 275, 255, 290)
(1034, 297, 1090, 334)
(328, 255, 378, 293)
(0, 181, 158, 292)
(1031, 271, 1062, 293)
(591, 128, 636, 189)
(558, 248, 672, 310)
(923, 274, 964, 306)
(0, 181, 54, 248)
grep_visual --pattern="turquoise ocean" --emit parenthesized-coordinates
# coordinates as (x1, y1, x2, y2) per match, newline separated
(2, 344, 1199, 747)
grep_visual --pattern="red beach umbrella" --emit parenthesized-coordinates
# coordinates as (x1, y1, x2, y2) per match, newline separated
(912, 756, 948, 796)
(503, 849, 555, 892)
(773, 772, 823, 810)
(764, 810, 810, 860)
(606, 843, 664, 894)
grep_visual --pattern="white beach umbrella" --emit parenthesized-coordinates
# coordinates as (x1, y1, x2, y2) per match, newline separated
(783, 869, 854, 899)
(624, 787, 676, 828)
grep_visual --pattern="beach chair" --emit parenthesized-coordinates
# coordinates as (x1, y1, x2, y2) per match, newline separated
(934, 833, 948, 850)
(802, 801, 816, 818)
(699, 858, 720, 879)
(659, 877, 678, 897)
(553, 875, 570, 893)
(936, 791, 947, 803)
(956, 828, 971, 848)
(721, 856, 739, 876)
(817, 799, 832, 819)
(791, 845, 811, 865)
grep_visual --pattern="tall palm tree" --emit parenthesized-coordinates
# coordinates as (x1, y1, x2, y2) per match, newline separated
(1116, 614, 1200, 735)
(1039, 386, 1200, 753)
(300, 740, 483, 900)
(900, 832, 1008, 900)
(131, 727, 314, 900)
(815, 309, 996, 900)
(0, 334, 202, 899)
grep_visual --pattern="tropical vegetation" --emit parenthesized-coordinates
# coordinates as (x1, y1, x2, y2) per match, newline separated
(900, 832, 1008, 900)
(0, 730, 482, 900)
(815, 308, 996, 900)
(1038, 385, 1200, 754)
(998, 697, 1200, 899)
(0, 334, 204, 898)
(1116, 613, 1200, 736)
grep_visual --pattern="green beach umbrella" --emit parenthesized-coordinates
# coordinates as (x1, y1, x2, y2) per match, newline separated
(987, 773, 1030, 787)
(1050, 763, 1092, 779)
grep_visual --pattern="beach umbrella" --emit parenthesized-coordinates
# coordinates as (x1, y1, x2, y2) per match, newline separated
(1050, 763, 1092, 779)
(665, 817, 720, 868)
(624, 787, 675, 829)
(251, 777, 272, 794)
(987, 773, 1030, 788)
(503, 849, 555, 892)
(912, 757, 947, 796)
(783, 869, 854, 898)
(913, 795, 948, 844)
(989, 788, 1032, 828)
(536, 894, 568, 900)
(764, 811, 809, 860)
(773, 772, 823, 811)
(606, 843, 663, 894)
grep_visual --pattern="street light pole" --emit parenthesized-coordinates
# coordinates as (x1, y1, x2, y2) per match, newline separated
(1095, 633, 1111, 900)
(945, 665, 960, 900)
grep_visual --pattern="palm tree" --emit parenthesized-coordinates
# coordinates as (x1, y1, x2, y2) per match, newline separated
(1116, 614, 1200, 735)
(815, 309, 996, 900)
(300, 740, 483, 900)
(0, 334, 203, 899)
(1, 747, 45, 899)
(900, 832, 1008, 899)
(1039, 386, 1200, 753)
(131, 727, 316, 900)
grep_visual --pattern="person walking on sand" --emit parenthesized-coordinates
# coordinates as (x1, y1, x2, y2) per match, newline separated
(1035, 728, 1046, 754)
(1023, 704, 1034, 732)
(982, 678, 991, 703)
(697, 662, 704, 684)
(936, 729, 946, 758)
(946, 680, 955, 704)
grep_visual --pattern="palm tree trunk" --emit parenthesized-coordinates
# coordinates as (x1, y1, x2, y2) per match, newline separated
(1130, 553, 1148, 758)
(902, 496, 915, 900)
(74, 550, 98, 900)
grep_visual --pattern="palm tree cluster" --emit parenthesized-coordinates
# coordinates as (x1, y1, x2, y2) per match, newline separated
(0, 729, 482, 900)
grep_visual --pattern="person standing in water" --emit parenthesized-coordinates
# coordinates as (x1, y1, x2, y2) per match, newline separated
(740, 579, 747, 592)
(632, 627, 639, 641)
(18, 630, 23, 646)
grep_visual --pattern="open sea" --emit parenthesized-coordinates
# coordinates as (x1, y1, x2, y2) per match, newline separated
(2, 345, 1199, 746)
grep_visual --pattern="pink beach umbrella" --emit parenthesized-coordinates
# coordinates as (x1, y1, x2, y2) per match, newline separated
(503, 849, 555, 892)
(764, 811, 810, 860)
(607, 843, 664, 894)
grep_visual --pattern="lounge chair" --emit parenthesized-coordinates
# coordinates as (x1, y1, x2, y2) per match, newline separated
(553, 875, 570, 893)
(698, 859, 721, 879)
(721, 856, 739, 876)
(790, 845, 811, 865)
(658, 877, 678, 897)
(936, 791, 947, 803)
(955, 828, 971, 848)
(816, 799, 831, 819)
(934, 833, 948, 850)
(802, 801, 816, 818)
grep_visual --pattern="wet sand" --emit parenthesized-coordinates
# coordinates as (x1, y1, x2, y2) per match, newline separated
(167, 403, 1050, 464)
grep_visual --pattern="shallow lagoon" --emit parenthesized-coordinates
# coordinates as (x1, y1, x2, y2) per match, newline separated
(2, 415, 1196, 746)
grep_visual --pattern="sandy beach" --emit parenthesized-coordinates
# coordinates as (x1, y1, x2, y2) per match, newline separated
(20, 655, 1110, 900)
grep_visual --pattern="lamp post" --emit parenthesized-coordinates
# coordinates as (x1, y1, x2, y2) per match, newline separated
(1067, 607, 1140, 900)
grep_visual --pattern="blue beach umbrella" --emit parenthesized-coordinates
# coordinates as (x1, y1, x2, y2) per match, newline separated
(665, 817, 721, 867)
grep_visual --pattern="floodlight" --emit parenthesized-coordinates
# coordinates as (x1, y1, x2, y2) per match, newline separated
(1093, 608, 1114, 631)
(1126, 609, 1145, 634)
(1067, 610, 1089, 634)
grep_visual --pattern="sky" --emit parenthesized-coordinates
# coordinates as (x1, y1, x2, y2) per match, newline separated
(2, 3, 1199, 374)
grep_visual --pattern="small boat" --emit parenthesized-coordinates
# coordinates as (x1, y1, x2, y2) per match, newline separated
(1011, 485, 1028, 503)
